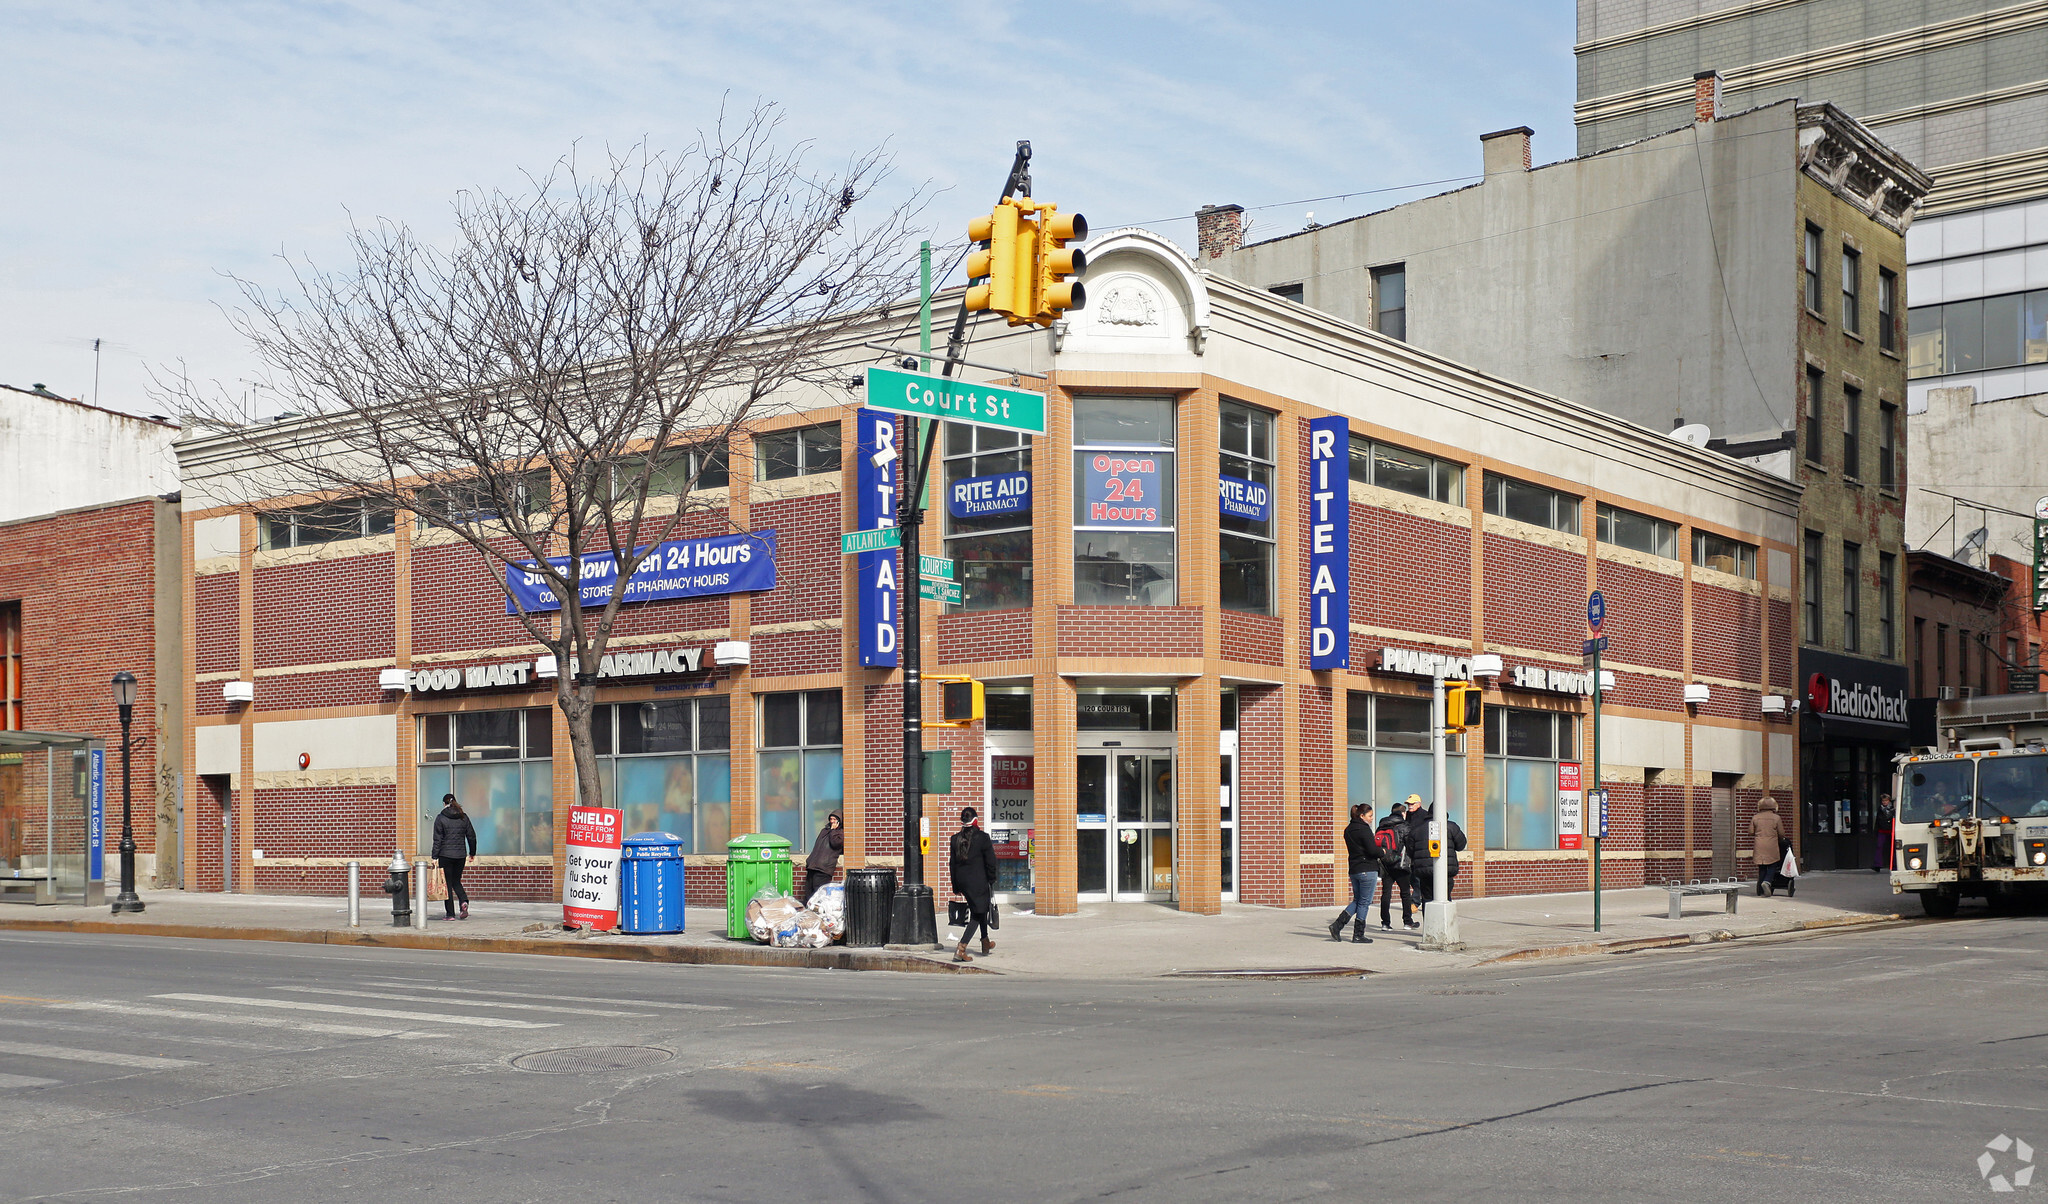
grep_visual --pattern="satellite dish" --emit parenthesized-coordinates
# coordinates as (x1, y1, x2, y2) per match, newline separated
(1959, 526, 1989, 564)
(1669, 423, 1711, 447)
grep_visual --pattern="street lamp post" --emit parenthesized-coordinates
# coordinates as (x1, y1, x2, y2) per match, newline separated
(110, 671, 144, 914)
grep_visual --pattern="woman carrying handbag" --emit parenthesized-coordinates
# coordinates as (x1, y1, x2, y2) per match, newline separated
(948, 807, 1000, 962)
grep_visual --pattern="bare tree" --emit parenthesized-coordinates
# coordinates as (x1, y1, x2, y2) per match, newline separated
(165, 105, 924, 822)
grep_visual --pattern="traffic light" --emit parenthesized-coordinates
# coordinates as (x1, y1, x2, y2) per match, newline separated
(966, 201, 1023, 321)
(939, 679, 984, 725)
(1031, 204, 1088, 322)
(1445, 682, 1483, 730)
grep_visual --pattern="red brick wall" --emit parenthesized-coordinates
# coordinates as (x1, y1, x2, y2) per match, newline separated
(1598, 561, 1683, 672)
(1057, 606, 1201, 657)
(1220, 611, 1283, 665)
(1482, 534, 1585, 656)
(750, 495, 842, 626)
(0, 497, 164, 853)
(1299, 684, 1334, 904)
(254, 554, 393, 668)
(1354, 507, 1472, 642)
(411, 539, 540, 656)
(255, 669, 388, 712)
(252, 785, 396, 857)
(937, 609, 1031, 665)
(752, 629, 840, 677)
(1693, 583, 1763, 684)
(194, 575, 238, 674)
(191, 775, 229, 891)
(1768, 599, 1795, 689)
(1236, 685, 1285, 906)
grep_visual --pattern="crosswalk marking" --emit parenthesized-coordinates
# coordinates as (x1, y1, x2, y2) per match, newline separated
(56, 1001, 432, 1039)
(0, 1039, 198, 1069)
(0, 1072, 61, 1090)
(364, 981, 730, 1012)
(273, 987, 652, 1018)
(153, 994, 558, 1030)
(0, 1014, 293, 1051)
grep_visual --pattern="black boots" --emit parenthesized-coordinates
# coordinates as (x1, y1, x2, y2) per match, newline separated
(1328, 913, 1348, 941)
(1352, 924, 1373, 944)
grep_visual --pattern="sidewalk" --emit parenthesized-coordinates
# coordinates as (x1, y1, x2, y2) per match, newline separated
(0, 870, 1909, 978)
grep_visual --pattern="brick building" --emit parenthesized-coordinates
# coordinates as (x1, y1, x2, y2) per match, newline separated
(0, 384, 184, 893)
(177, 230, 1798, 914)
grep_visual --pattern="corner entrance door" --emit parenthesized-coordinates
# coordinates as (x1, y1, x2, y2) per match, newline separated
(1077, 751, 1175, 901)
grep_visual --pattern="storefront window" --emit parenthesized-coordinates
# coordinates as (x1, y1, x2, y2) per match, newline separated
(1482, 707, 1576, 850)
(1073, 397, 1176, 605)
(944, 421, 1033, 611)
(1219, 399, 1275, 614)
(1345, 693, 1465, 827)
(417, 708, 555, 856)
(757, 690, 842, 846)
(582, 697, 732, 854)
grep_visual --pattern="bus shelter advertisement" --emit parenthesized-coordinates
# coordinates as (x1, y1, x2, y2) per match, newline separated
(564, 806, 624, 930)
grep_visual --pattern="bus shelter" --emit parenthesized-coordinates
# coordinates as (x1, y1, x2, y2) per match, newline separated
(0, 730, 107, 906)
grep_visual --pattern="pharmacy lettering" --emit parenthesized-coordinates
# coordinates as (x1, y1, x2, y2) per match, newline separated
(505, 531, 777, 614)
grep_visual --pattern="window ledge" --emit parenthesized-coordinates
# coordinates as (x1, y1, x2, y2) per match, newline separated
(1878, 487, 1902, 500)
(1803, 458, 1829, 474)
(1843, 329, 1864, 344)
(1843, 476, 1864, 489)
(1806, 308, 1826, 322)
(1879, 346, 1901, 360)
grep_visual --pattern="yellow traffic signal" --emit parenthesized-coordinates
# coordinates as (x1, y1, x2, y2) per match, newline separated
(966, 202, 1022, 320)
(1445, 682, 1483, 730)
(938, 678, 984, 725)
(1032, 204, 1088, 321)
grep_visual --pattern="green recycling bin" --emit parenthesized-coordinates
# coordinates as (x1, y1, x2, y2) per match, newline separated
(724, 832, 794, 939)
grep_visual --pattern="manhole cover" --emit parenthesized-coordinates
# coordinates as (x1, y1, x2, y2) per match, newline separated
(511, 1045, 674, 1074)
(1162, 967, 1369, 980)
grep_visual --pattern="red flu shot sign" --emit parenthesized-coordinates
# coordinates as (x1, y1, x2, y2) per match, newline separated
(563, 806, 624, 930)
(1556, 762, 1584, 851)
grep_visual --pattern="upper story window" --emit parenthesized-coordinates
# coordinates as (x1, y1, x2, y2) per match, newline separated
(755, 423, 841, 480)
(1878, 268, 1898, 353)
(1483, 473, 1579, 534)
(1841, 245, 1861, 333)
(1842, 385, 1862, 480)
(616, 444, 729, 496)
(1878, 400, 1898, 489)
(1804, 367, 1825, 464)
(1269, 283, 1303, 304)
(0, 602, 20, 731)
(413, 470, 550, 528)
(1219, 399, 1275, 614)
(1803, 531, 1823, 644)
(1907, 288, 2048, 378)
(1372, 264, 1406, 341)
(259, 499, 395, 550)
(1349, 434, 1462, 504)
(1596, 503, 1676, 559)
(944, 421, 1033, 611)
(1073, 396, 1177, 606)
(1804, 225, 1824, 315)
(1692, 531, 1755, 578)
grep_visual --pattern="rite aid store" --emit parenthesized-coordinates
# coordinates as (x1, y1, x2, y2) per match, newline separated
(179, 229, 1802, 914)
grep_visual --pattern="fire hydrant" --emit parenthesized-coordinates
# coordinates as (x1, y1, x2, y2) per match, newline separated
(380, 851, 412, 927)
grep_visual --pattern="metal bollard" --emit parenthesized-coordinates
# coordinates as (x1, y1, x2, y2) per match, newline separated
(346, 860, 361, 927)
(414, 859, 430, 930)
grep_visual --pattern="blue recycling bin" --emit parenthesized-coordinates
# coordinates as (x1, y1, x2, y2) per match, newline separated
(620, 831, 686, 934)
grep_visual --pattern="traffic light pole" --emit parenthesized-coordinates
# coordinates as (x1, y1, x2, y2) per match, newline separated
(1422, 676, 1458, 948)
(891, 144, 1033, 950)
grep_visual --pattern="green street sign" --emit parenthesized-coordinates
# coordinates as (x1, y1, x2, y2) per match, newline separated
(864, 365, 1046, 435)
(919, 554, 954, 579)
(919, 575, 962, 604)
(842, 527, 901, 555)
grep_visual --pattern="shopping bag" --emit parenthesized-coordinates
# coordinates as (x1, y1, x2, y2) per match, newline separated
(426, 865, 448, 901)
(947, 899, 970, 927)
(1780, 849, 1800, 879)
(988, 902, 1000, 930)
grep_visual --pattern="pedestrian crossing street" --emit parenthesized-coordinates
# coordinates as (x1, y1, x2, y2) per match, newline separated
(0, 976, 731, 1096)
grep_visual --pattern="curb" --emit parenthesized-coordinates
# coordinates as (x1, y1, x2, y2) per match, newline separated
(0, 917, 988, 974)
(1473, 911, 1905, 966)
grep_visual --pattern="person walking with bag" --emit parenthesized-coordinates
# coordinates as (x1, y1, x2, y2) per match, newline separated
(431, 793, 476, 920)
(1752, 795, 1787, 897)
(949, 807, 999, 962)
(802, 811, 843, 904)
(1326, 803, 1381, 943)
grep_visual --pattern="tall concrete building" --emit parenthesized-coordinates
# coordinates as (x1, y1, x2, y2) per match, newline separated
(1202, 86, 1928, 868)
(1576, 0, 2048, 658)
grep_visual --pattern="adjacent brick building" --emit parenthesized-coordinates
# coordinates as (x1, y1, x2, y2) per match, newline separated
(177, 231, 1799, 915)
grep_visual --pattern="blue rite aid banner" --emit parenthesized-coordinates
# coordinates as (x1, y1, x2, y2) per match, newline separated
(88, 748, 104, 882)
(949, 471, 1032, 519)
(1081, 453, 1164, 528)
(856, 408, 900, 667)
(505, 531, 777, 614)
(1307, 415, 1350, 669)
(1218, 474, 1270, 523)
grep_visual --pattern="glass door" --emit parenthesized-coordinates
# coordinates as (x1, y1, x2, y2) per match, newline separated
(1220, 732, 1237, 903)
(1078, 750, 1176, 900)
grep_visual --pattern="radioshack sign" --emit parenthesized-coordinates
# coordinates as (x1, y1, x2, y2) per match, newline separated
(1807, 671, 1907, 725)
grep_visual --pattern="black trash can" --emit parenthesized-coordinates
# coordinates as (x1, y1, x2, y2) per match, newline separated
(844, 867, 896, 948)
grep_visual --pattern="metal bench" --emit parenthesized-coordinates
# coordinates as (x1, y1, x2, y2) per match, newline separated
(0, 873, 57, 905)
(1662, 878, 1741, 920)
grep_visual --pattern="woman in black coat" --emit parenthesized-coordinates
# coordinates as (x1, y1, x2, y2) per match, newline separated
(431, 793, 477, 920)
(948, 806, 1000, 962)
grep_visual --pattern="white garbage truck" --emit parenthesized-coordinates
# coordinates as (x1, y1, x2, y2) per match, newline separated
(1892, 695, 2048, 917)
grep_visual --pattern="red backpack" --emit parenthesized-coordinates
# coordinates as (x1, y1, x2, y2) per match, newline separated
(1374, 826, 1401, 864)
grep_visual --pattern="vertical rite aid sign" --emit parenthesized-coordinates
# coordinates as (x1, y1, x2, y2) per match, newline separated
(1307, 415, 1350, 669)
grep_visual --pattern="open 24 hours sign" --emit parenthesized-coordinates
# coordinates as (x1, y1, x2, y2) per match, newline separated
(1082, 454, 1165, 527)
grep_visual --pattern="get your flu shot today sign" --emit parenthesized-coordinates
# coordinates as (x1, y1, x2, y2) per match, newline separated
(563, 806, 624, 930)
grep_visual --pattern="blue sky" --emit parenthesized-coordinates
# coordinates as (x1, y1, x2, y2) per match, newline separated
(0, 2, 1575, 416)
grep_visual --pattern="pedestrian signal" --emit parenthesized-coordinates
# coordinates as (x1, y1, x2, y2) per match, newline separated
(1445, 682, 1483, 730)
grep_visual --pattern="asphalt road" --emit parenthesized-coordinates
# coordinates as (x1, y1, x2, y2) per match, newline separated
(0, 914, 2041, 1203)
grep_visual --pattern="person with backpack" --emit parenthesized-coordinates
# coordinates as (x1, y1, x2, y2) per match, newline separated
(1326, 802, 1382, 944)
(430, 793, 476, 921)
(1378, 801, 1417, 931)
(1403, 794, 1469, 907)
(948, 806, 999, 962)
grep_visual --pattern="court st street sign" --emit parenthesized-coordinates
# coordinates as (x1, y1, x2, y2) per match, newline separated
(864, 366, 1047, 436)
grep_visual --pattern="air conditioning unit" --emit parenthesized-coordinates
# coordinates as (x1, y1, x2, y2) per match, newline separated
(1938, 686, 1963, 700)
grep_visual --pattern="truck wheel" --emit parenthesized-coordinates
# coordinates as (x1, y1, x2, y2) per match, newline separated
(1921, 890, 1960, 918)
